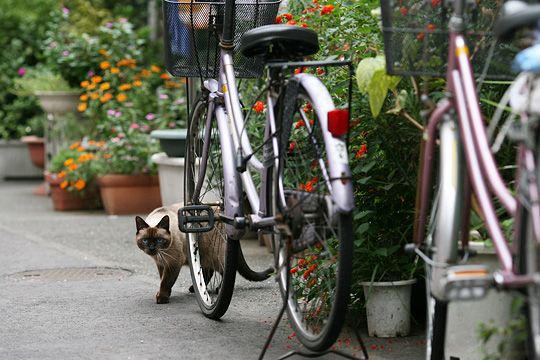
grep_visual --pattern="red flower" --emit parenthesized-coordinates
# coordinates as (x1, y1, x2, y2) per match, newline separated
(355, 144, 368, 158)
(288, 142, 296, 154)
(303, 103, 312, 113)
(431, 0, 441, 7)
(275, 15, 283, 23)
(426, 23, 436, 31)
(295, 119, 305, 129)
(400, 6, 408, 16)
(252, 100, 265, 113)
(417, 32, 425, 42)
(290, 267, 299, 274)
(316, 67, 325, 75)
(287, 20, 297, 25)
(283, 13, 293, 21)
(320, 4, 334, 15)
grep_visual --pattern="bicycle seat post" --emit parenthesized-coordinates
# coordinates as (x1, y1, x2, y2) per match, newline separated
(221, 0, 236, 48)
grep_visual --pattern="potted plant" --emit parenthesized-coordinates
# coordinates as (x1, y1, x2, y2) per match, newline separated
(45, 139, 102, 211)
(76, 50, 184, 213)
(94, 130, 162, 215)
(349, 55, 422, 338)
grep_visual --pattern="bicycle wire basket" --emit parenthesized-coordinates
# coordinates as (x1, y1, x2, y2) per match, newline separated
(162, 0, 281, 79)
(380, 0, 519, 79)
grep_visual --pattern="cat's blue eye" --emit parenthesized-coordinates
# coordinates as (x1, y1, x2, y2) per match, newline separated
(157, 238, 164, 244)
(143, 239, 148, 245)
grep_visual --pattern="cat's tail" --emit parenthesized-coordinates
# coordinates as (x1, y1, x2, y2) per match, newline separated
(237, 246, 273, 282)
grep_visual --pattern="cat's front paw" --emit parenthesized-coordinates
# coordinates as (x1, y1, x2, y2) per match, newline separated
(156, 291, 170, 304)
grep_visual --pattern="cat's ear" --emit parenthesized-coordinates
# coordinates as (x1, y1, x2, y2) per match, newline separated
(135, 216, 149, 233)
(156, 215, 170, 233)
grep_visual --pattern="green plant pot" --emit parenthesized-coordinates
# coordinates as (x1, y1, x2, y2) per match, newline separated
(150, 129, 187, 158)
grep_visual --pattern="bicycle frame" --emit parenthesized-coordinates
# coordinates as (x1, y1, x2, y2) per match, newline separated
(413, 1, 540, 288)
(191, 0, 354, 241)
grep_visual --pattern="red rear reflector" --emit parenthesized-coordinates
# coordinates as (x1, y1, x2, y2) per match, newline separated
(327, 109, 349, 137)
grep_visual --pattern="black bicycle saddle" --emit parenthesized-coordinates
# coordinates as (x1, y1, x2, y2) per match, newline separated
(238, 24, 319, 60)
(494, 0, 540, 41)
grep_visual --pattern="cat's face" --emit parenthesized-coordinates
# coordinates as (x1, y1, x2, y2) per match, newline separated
(135, 215, 172, 256)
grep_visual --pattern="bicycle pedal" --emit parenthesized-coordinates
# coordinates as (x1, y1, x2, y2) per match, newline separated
(444, 265, 492, 301)
(178, 205, 215, 233)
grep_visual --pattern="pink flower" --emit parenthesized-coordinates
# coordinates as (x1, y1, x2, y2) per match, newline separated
(117, 133, 126, 139)
(168, 122, 176, 128)
(62, 50, 70, 57)
(145, 113, 156, 121)
(62, 7, 70, 16)
(159, 93, 169, 100)
(129, 123, 140, 129)
(17, 67, 25, 77)
(107, 109, 116, 117)
(112, 137, 121, 143)
(114, 111, 122, 118)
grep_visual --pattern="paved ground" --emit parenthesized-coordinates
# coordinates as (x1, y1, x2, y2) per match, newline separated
(0, 180, 425, 359)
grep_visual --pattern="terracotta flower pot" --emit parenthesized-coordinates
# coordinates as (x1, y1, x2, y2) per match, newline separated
(46, 172, 101, 211)
(21, 136, 45, 169)
(97, 174, 161, 215)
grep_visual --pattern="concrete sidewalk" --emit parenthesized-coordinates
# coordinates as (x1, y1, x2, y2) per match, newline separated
(0, 180, 425, 359)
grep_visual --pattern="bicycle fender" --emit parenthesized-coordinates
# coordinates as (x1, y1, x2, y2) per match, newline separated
(295, 73, 354, 213)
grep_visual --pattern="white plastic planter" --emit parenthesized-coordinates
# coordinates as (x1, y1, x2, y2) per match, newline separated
(151, 152, 185, 206)
(0, 140, 43, 180)
(360, 279, 417, 337)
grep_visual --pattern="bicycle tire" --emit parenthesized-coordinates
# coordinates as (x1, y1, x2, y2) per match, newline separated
(425, 119, 463, 360)
(184, 96, 238, 319)
(271, 78, 353, 351)
(518, 157, 540, 360)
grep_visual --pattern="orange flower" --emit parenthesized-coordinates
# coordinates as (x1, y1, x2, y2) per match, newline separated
(103, 153, 112, 159)
(100, 82, 111, 91)
(69, 142, 80, 150)
(90, 92, 99, 100)
(58, 171, 66, 178)
(150, 65, 161, 73)
(91, 75, 103, 84)
(320, 4, 334, 15)
(80, 80, 90, 88)
(98, 49, 109, 57)
(100, 93, 113, 103)
(60, 180, 69, 189)
(100, 61, 110, 70)
(64, 158, 74, 166)
(140, 69, 151, 77)
(160, 73, 171, 80)
(68, 163, 78, 171)
(116, 93, 127, 102)
(77, 103, 87, 112)
(74, 179, 86, 190)
(252, 101, 265, 113)
(119, 83, 132, 91)
(132, 80, 142, 87)
(79, 94, 88, 101)
(76, 146, 85, 152)
(355, 144, 368, 159)
(87, 83, 96, 90)
(111, 67, 120, 74)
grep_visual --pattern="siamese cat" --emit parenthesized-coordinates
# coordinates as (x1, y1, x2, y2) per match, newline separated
(136, 203, 272, 304)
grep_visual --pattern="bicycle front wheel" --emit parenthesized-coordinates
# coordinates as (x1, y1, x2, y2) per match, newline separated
(184, 96, 238, 319)
(272, 77, 353, 351)
(425, 119, 463, 360)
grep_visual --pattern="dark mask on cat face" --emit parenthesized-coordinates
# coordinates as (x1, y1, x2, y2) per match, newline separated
(135, 215, 172, 256)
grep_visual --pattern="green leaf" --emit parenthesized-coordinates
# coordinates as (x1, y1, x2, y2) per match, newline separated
(355, 56, 385, 94)
(356, 222, 370, 235)
(367, 69, 387, 118)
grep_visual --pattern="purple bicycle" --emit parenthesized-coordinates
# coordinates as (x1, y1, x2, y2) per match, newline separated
(381, 0, 540, 358)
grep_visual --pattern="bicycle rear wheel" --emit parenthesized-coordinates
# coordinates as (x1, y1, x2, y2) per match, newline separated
(272, 78, 353, 351)
(424, 119, 463, 360)
(184, 96, 238, 319)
